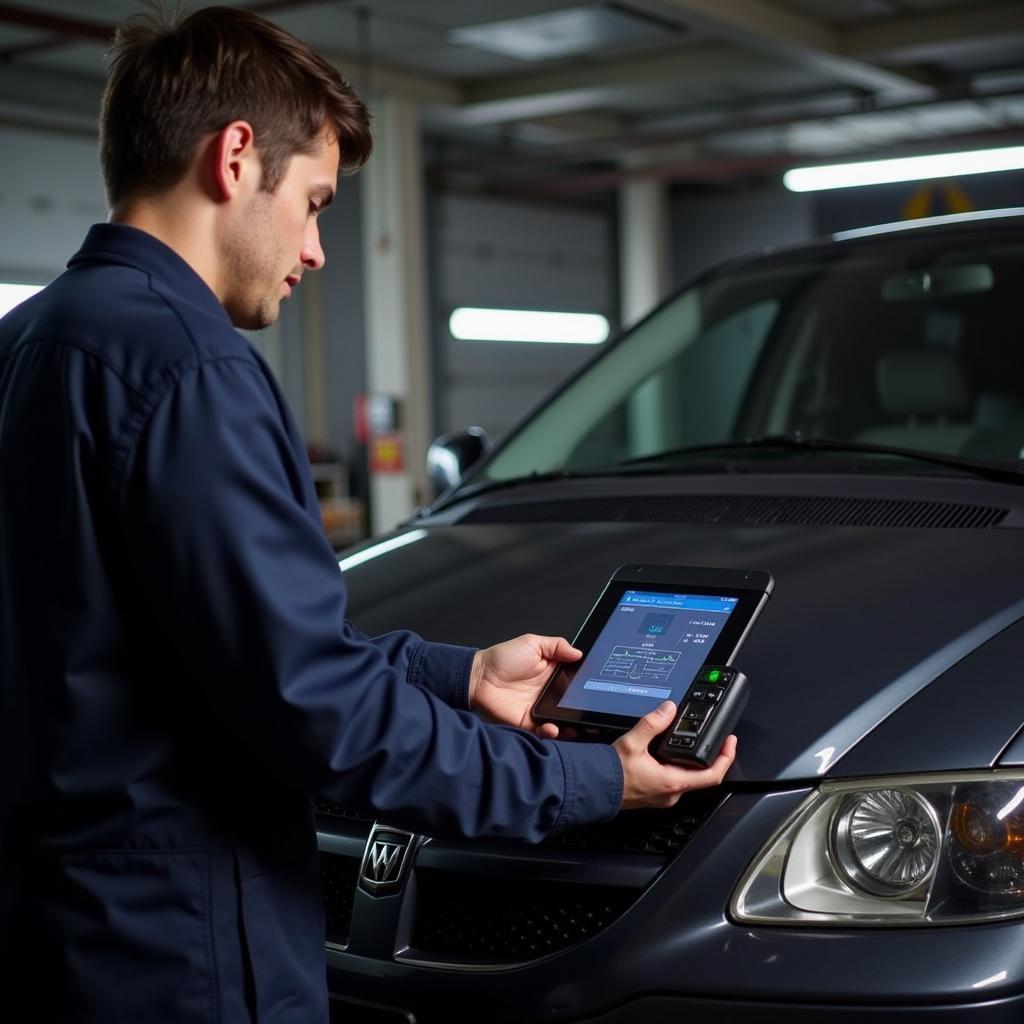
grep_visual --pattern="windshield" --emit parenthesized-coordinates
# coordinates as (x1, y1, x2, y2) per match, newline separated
(482, 226, 1024, 482)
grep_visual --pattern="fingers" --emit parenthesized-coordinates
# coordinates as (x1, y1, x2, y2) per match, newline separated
(615, 727, 737, 811)
(662, 734, 737, 790)
(535, 722, 559, 739)
(620, 700, 677, 748)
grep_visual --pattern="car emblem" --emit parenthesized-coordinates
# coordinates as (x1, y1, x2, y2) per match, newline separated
(359, 825, 415, 895)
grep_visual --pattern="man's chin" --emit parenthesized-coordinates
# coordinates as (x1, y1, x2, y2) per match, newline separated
(227, 298, 280, 332)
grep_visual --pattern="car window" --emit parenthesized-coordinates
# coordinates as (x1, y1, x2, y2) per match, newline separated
(482, 231, 1024, 481)
(563, 300, 777, 472)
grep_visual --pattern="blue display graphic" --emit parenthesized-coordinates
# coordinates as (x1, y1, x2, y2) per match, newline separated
(557, 590, 738, 716)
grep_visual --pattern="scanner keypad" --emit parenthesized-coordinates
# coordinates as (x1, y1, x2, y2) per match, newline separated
(674, 668, 734, 736)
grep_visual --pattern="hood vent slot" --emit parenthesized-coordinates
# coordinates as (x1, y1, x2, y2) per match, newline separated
(462, 495, 1008, 529)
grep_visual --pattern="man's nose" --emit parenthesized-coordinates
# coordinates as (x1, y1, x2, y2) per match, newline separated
(301, 222, 325, 271)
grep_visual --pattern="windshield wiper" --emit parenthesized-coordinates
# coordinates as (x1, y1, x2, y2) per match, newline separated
(422, 457, 736, 517)
(618, 433, 1024, 486)
(421, 433, 1024, 519)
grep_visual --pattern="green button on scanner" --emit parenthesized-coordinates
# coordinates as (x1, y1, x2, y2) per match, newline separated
(706, 669, 721, 683)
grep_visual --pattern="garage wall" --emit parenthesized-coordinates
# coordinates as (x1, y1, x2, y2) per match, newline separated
(667, 172, 1024, 289)
(670, 187, 816, 289)
(0, 126, 107, 282)
(814, 170, 1024, 234)
(0, 125, 366, 478)
(432, 192, 616, 443)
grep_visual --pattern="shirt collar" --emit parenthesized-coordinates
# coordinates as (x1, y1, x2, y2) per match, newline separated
(68, 223, 231, 326)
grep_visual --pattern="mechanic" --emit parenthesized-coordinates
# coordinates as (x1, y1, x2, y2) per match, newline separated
(0, 6, 736, 1022)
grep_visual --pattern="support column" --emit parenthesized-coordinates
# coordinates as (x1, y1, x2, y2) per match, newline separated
(361, 93, 432, 535)
(619, 176, 670, 328)
(619, 175, 672, 457)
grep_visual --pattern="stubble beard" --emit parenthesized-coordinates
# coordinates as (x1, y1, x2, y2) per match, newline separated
(222, 193, 283, 331)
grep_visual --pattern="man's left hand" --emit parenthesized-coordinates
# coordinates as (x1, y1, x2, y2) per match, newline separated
(469, 634, 582, 737)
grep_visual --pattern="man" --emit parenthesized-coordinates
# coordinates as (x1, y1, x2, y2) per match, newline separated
(0, 6, 735, 1022)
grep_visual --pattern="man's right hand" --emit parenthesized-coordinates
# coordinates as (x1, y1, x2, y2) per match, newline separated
(613, 700, 736, 810)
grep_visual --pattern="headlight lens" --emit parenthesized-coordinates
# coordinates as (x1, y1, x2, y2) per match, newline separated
(733, 773, 1024, 925)
(831, 789, 941, 898)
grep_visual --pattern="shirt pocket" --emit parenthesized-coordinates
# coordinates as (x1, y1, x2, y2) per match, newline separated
(236, 850, 328, 1024)
(55, 849, 215, 1024)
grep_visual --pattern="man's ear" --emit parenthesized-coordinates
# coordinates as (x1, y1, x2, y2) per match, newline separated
(211, 120, 258, 201)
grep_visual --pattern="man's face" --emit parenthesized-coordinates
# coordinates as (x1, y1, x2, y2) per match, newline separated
(222, 134, 339, 330)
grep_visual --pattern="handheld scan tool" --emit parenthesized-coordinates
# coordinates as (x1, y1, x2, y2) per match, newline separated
(532, 565, 772, 766)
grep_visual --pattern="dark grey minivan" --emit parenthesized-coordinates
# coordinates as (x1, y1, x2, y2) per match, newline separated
(320, 209, 1024, 1022)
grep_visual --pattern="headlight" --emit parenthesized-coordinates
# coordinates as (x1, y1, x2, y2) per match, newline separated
(831, 789, 941, 898)
(733, 773, 1024, 925)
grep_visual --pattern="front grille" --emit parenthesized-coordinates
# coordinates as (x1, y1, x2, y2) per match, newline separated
(314, 799, 374, 825)
(462, 494, 1008, 529)
(544, 786, 724, 856)
(410, 871, 636, 963)
(318, 790, 725, 964)
(320, 852, 361, 946)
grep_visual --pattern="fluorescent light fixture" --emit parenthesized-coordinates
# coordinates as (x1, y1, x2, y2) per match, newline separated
(0, 283, 43, 318)
(784, 146, 1024, 192)
(450, 307, 609, 345)
(338, 529, 427, 572)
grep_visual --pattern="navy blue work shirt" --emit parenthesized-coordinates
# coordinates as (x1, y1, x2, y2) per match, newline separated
(0, 224, 623, 1023)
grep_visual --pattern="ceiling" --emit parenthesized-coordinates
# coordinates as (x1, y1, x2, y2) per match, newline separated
(0, 0, 1022, 197)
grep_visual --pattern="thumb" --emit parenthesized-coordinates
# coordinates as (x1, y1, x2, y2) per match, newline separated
(537, 635, 583, 663)
(626, 700, 677, 743)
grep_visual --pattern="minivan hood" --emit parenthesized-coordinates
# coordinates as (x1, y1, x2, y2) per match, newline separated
(342, 481, 1024, 783)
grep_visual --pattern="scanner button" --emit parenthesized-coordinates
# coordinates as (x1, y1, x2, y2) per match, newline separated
(681, 700, 713, 722)
(689, 688, 705, 701)
(704, 687, 724, 703)
(668, 736, 695, 749)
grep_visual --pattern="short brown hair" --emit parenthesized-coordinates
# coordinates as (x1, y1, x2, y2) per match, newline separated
(100, 4, 372, 207)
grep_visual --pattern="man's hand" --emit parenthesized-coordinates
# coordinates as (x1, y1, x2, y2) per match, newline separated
(614, 701, 736, 810)
(469, 634, 582, 737)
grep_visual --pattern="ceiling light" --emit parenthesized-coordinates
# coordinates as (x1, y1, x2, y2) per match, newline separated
(451, 7, 673, 62)
(450, 308, 609, 345)
(783, 146, 1024, 192)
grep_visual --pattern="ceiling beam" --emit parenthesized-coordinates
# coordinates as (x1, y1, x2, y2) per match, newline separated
(321, 53, 460, 107)
(0, 62, 102, 136)
(0, 0, 456, 110)
(458, 44, 788, 125)
(0, 0, 327, 44)
(491, 123, 1024, 198)
(0, 2, 110, 41)
(842, 3, 1024, 60)
(655, 0, 933, 98)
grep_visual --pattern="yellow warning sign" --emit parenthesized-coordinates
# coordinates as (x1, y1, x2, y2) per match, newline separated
(902, 181, 975, 220)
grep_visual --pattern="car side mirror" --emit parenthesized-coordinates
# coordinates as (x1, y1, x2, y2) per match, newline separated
(426, 427, 491, 498)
